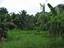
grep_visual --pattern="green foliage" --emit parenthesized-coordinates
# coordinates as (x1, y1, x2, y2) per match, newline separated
(0, 7, 8, 15)
(35, 12, 49, 31)
(0, 4, 64, 48)
(47, 3, 57, 15)
(47, 3, 64, 37)
(0, 3, 64, 40)
(0, 29, 63, 48)
(48, 12, 64, 37)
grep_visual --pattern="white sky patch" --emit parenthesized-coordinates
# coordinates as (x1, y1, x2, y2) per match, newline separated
(0, 0, 64, 15)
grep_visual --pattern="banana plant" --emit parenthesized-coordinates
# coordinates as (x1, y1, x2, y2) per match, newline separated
(47, 3, 57, 15)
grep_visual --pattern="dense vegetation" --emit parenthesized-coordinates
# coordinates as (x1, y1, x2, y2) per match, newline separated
(0, 3, 64, 48)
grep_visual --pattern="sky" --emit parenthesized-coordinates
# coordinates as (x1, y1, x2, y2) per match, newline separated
(0, 0, 64, 15)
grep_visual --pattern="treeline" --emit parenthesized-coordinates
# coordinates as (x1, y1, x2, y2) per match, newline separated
(0, 3, 64, 39)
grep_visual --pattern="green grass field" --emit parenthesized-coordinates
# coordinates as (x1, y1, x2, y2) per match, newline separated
(0, 29, 64, 48)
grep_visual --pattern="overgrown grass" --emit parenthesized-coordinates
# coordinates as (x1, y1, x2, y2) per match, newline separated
(0, 29, 64, 48)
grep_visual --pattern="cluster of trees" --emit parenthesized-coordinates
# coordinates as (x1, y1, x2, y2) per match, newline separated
(0, 8, 35, 30)
(0, 7, 36, 40)
(35, 3, 64, 38)
(32, 3, 64, 38)
(0, 3, 64, 40)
